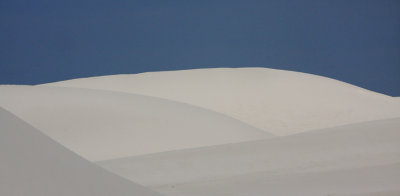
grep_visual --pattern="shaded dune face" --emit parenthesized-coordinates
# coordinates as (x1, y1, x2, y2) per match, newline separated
(0, 85, 271, 161)
(0, 107, 162, 196)
(45, 67, 400, 135)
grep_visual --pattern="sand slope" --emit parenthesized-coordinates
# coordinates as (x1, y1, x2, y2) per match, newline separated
(98, 118, 400, 195)
(0, 107, 162, 196)
(0, 85, 271, 161)
(2, 68, 399, 195)
(45, 68, 400, 135)
(157, 163, 400, 196)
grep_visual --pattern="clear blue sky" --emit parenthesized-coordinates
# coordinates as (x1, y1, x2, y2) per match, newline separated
(1, 0, 399, 96)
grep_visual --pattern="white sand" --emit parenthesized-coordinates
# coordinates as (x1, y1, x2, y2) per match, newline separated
(157, 164, 400, 196)
(45, 68, 400, 135)
(0, 107, 162, 196)
(2, 68, 399, 195)
(98, 118, 400, 195)
(0, 85, 271, 161)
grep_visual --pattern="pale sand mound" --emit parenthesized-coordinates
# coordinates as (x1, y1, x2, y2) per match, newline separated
(98, 118, 400, 195)
(45, 68, 400, 135)
(0, 85, 271, 161)
(0, 107, 162, 196)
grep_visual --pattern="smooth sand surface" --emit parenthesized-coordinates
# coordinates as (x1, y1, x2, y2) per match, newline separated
(98, 118, 400, 195)
(0, 107, 162, 196)
(0, 85, 271, 161)
(156, 163, 400, 196)
(45, 68, 400, 135)
(2, 68, 399, 195)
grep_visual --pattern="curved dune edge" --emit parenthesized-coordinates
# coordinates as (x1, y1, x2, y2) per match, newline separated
(98, 118, 400, 195)
(44, 67, 400, 135)
(0, 107, 162, 196)
(0, 85, 271, 161)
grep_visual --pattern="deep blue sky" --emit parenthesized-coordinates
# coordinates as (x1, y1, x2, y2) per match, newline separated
(1, 0, 399, 96)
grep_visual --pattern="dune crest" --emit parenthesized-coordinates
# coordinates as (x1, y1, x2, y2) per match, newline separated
(45, 68, 400, 135)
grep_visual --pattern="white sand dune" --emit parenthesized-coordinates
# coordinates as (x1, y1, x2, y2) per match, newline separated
(44, 68, 400, 135)
(98, 118, 400, 195)
(0, 85, 271, 161)
(0, 107, 162, 196)
(2, 68, 399, 195)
